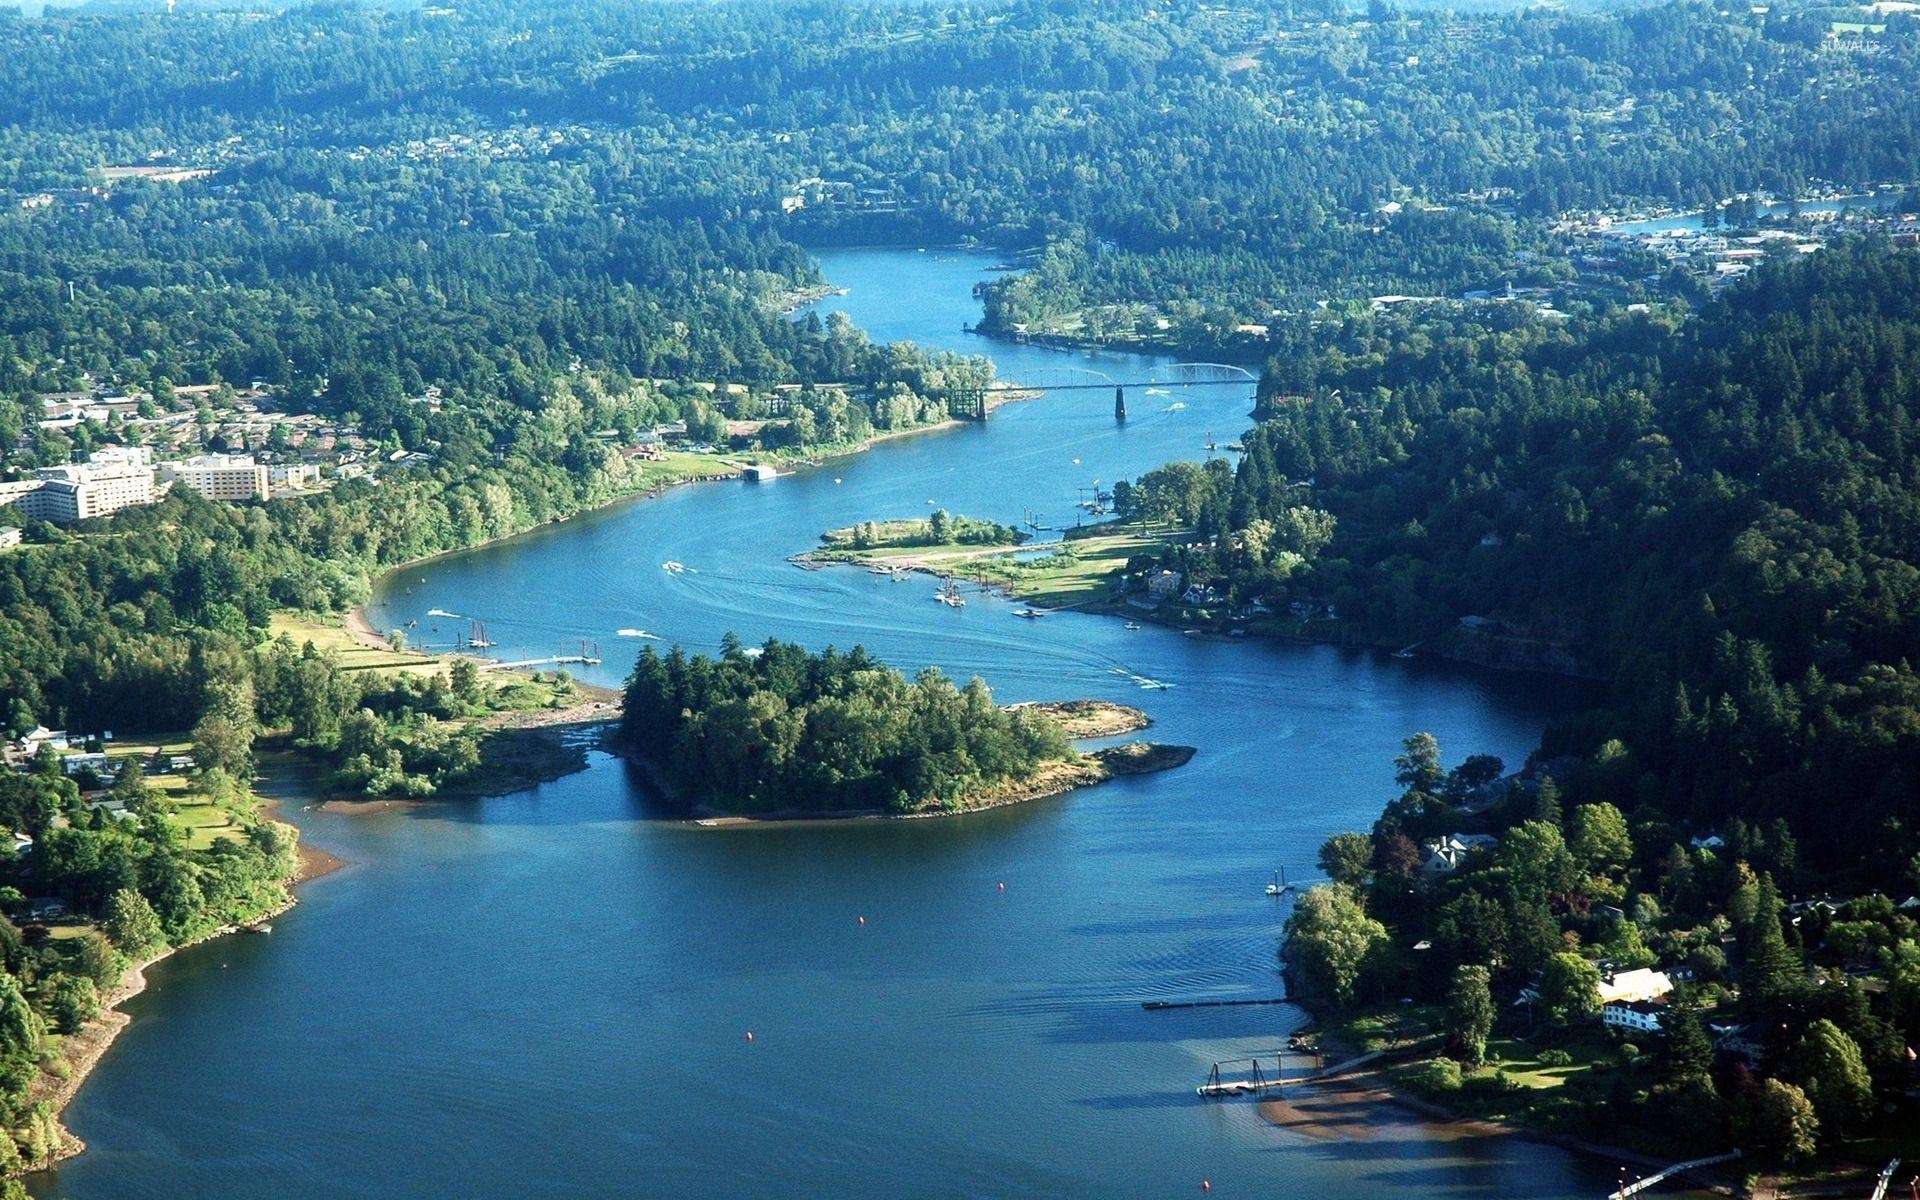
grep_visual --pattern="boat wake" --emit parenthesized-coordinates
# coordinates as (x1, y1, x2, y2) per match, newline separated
(426, 608, 461, 618)
(1110, 667, 1172, 690)
(617, 628, 659, 639)
(660, 561, 697, 575)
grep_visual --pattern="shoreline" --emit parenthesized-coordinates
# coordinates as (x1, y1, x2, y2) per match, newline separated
(348, 389, 1042, 643)
(1311, 1067, 1746, 1195)
(805, 536, 1602, 684)
(606, 728, 1192, 827)
(31, 759, 353, 1176)
(1258, 1023, 1752, 1195)
(34, 830, 321, 1174)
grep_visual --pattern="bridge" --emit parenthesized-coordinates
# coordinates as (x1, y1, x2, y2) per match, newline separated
(967, 362, 1258, 421)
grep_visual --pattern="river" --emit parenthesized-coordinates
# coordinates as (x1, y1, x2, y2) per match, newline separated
(39, 248, 1619, 1199)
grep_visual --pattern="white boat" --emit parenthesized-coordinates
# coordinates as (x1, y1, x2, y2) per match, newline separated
(1266, 868, 1291, 897)
(1123, 621, 1141, 631)
(1012, 608, 1044, 619)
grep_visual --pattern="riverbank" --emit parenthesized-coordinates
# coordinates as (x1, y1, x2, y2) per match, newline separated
(1252, 1051, 1750, 1194)
(346, 389, 1044, 660)
(32, 820, 318, 1175)
(802, 525, 1603, 681)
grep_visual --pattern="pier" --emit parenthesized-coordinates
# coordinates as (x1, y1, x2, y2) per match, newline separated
(1195, 1049, 1385, 1099)
(482, 639, 603, 669)
(1607, 1149, 1744, 1199)
(1197, 1055, 1292, 1097)
(1142, 997, 1288, 1011)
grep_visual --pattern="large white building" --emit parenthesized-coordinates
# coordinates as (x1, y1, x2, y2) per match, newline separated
(267, 462, 321, 491)
(160, 454, 270, 502)
(0, 447, 156, 523)
(1601, 999, 1665, 1033)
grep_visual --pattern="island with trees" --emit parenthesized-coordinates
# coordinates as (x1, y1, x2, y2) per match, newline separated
(617, 638, 1189, 820)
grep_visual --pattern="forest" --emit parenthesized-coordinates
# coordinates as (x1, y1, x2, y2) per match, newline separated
(1123, 241, 1920, 889)
(619, 638, 1073, 815)
(0, 0, 1914, 371)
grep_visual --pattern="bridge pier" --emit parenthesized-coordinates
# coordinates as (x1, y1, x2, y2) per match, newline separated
(1114, 385, 1127, 422)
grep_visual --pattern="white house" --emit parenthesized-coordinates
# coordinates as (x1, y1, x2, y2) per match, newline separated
(60, 752, 111, 779)
(1518, 963, 1680, 1012)
(14, 726, 68, 754)
(1419, 833, 1500, 877)
(1145, 570, 1184, 603)
(1601, 999, 1665, 1033)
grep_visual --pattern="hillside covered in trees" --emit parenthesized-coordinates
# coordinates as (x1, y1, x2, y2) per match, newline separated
(1125, 241, 1920, 887)
(0, 0, 1915, 379)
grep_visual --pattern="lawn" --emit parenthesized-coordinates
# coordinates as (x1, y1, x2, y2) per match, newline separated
(809, 530, 1155, 612)
(268, 612, 445, 678)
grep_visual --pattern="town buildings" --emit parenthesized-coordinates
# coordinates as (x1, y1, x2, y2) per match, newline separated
(159, 453, 270, 502)
(0, 447, 156, 523)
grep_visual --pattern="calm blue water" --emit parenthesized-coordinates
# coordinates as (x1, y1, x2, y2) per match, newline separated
(39, 249, 1617, 1199)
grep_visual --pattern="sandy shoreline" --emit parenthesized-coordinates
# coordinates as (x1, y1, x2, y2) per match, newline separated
(1252, 1059, 1747, 1195)
(25, 776, 346, 1177)
(34, 877, 309, 1173)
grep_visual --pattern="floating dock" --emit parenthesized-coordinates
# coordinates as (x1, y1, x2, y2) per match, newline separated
(1142, 997, 1287, 1011)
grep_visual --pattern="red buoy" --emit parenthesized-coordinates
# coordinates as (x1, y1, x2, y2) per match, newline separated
(997, 882, 1006, 892)
(1202, 1183, 1211, 1192)
(858, 916, 866, 926)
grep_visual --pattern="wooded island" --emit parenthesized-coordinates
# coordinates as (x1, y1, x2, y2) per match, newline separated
(618, 639, 1187, 819)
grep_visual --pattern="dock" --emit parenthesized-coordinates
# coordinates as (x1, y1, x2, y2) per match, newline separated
(483, 639, 603, 670)
(486, 655, 602, 669)
(1607, 1149, 1744, 1199)
(1143, 997, 1288, 1011)
(1195, 1049, 1384, 1098)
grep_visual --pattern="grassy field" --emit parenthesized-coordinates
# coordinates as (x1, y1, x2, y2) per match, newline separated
(270, 611, 583, 713)
(268, 612, 445, 678)
(84, 734, 252, 851)
(810, 530, 1155, 611)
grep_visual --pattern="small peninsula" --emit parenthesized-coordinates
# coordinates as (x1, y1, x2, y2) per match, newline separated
(616, 638, 1189, 820)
